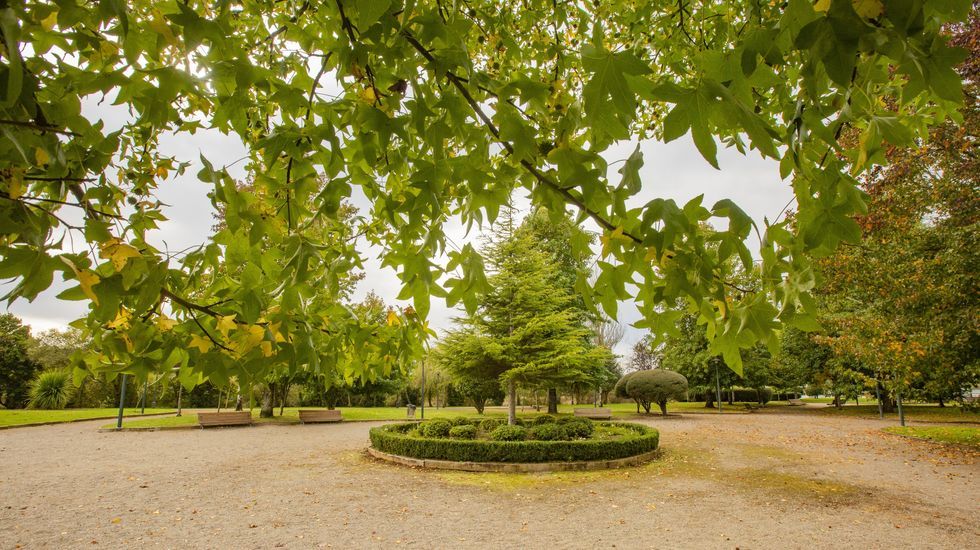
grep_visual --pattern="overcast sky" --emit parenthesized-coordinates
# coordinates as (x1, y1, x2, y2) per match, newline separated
(4, 97, 793, 361)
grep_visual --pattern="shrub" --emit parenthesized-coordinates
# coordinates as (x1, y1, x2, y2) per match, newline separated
(28, 370, 74, 409)
(532, 414, 556, 425)
(448, 416, 475, 426)
(528, 423, 567, 441)
(489, 424, 527, 441)
(449, 425, 478, 439)
(369, 422, 660, 463)
(420, 419, 452, 438)
(479, 417, 506, 431)
(624, 370, 688, 416)
(560, 418, 595, 438)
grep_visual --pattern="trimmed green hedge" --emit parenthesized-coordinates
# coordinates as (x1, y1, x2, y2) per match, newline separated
(369, 421, 659, 463)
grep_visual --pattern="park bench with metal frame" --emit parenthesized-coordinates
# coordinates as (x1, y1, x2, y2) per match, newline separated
(573, 408, 613, 420)
(298, 409, 342, 424)
(198, 411, 252, 428)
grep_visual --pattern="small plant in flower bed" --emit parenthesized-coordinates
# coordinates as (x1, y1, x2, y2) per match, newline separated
(489, 424, 527, 441)
(449, 425, 478, 439)
(369, 419, 659, 463)
(479, 417, 506, 431)
(420, 419, 452, 438)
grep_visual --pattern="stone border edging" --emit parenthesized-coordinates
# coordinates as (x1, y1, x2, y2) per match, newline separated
(99, 417, 418, 432)
(367, 446, 660, 472)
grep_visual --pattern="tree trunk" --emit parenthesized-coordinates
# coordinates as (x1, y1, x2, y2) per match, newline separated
(260, 382, 276, 418)
(636, 399, 641, 413)
(235, 393, 243, 411)
(474, 398, 485, 414)
(938, 396, 945, 407)
(641, 400, 651, 414)
(279, 382, 289, 416)
(547, 388, 559, 414)
(507, 380, 517, 425)
(705, 392, 716, 409)
(658, 400, 668, 417)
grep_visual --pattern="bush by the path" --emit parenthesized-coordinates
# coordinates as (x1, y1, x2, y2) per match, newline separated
(370, 421, 659, 463)
(28, 370, 74, 409)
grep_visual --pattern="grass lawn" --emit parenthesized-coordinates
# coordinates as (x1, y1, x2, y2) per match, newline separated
(108, 400, 760, 430)
(809, 404, 980, 424)
(883, 426, 980, 448)
(0, 408, 175, 428)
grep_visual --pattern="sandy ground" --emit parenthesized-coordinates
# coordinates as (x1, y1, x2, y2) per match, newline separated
(0, 408, 976, 549)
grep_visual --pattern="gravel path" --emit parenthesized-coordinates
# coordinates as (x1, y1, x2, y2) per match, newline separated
(0, 409, 976, 549)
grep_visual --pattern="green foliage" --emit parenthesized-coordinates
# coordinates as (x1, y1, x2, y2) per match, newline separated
(0, 0, 968, 391)
(28, 370, 74, 409)
(532, 414, 556, 425)
(489, 424, 528, 442)
(420, 419, 452, 438)
(0, 314, 42, 408)
(436, 211, 614, 423)
(451, 376, 504, 414)
(448, 416, 475, 427)
(370, 422, 659, 463)
(623, 370, 689, 415)
(557, 417, 596, 439)
(448, 424, 478, 440)
(479, 417, 506, 432)
(528, 423, 568, 441)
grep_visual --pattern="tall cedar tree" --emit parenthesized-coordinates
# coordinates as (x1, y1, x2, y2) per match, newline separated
(437, 213, 612, 424)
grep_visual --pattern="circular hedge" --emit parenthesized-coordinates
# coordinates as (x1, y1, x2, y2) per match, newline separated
(369, 421, 659, 464)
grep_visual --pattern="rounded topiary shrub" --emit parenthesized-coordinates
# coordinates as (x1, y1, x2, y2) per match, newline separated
(449, 425, 478, 439)
(621, 369, 689, 416)
(560, 418, 595, 439)
(369, 421, 660, 464)
(532, 414, 556, 425)
(420, 419, 452, 438)
(479, 417, 506, 431)
(489, 424, 527, 441)
(528, 423, 567, 441)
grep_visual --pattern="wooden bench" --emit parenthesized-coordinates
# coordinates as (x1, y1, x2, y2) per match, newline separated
(298, 409, 342, 424)
(198, 411, 252, 428)
(787, 398, 804, 406)
(573, 407, 612, 420)
(742, 403, 760, 413)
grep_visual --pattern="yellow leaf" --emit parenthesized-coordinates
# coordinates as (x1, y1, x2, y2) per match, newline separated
(35, 147, 49, 166)
(814, 0, 831, 12)
(189, 334, 213, 353)
(244, 325, 265, 347)
(61, 257, 102, 305)
(216, 314, 237, 337)
(269, 321, 286, 343)
(107, 307, 131, 330)
(643, 247, 658, 263)
(41, 11, 58, 30)
(100, 240, 141, 271)
(600, 227, 631, 258)
(156, 316, 177, 332)
(260, 341, 274, 357)
(386, 309, 400, 326)
(155, 165, 169, 178)
(359, 86, 377, 104)
(7, 168, 24, 199)
(77, 271, 101, 304)
(852, 0, 883, 18)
